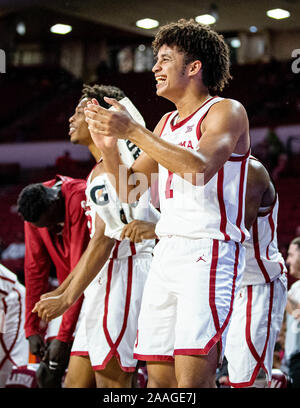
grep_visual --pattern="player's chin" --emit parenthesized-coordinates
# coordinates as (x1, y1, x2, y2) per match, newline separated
(70, 134, 79, 144)
(156, 84, 168, 97)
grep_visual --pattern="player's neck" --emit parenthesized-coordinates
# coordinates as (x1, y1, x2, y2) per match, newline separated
(89, 143, 102, 162)
(175, 90, 211, 123)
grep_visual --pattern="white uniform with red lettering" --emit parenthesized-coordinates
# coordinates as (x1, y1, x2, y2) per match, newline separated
(134, 97, 249, 362)
(0, 264, 29, 387)
(71, 98, 160, 372)
(225, 192, 287, 387)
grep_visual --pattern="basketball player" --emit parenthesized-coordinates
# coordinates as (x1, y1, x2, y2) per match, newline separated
(33, 85, 159, 388)
(283, 237, 300, 387)
(225, 156, 287, 388)
(17, 175, 90, 386)
(0, 263, 29, 387)
(84, 19, 250, 387)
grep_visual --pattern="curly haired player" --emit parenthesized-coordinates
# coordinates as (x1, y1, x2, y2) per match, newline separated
(84, 19, 250, 387)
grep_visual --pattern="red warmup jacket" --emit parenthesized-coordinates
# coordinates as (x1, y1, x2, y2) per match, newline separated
(24, 175, 90, 343)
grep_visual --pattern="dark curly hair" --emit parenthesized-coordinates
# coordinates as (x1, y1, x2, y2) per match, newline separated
(291, 237, 300, 250)
(17, 183, 58, 223)
(80, 84, 126, 108)
(152, 19, 232, 93)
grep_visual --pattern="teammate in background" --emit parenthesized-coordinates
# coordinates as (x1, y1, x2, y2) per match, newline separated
(225, 156, 287, 388)
(84, 19, 250, 388)
(282, 237, 300, 387)
(33, 84, 159, 388)
(17, 175, 90, 387)
(0, 263, 29, 387)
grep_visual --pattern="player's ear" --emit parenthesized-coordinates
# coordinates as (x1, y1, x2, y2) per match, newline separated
(188, 60, 202, 77)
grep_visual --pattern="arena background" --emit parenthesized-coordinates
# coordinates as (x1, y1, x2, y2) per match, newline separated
(0, 0, 299, 288)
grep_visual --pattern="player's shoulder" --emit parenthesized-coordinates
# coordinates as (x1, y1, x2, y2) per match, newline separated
(61, 176, 86, 192)
(249, 156, 270, 179)
(61, 176, 87, 205)
(210, 97, 247, 115)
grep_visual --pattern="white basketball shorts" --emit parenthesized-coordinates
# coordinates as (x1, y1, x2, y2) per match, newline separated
(133, 236, 245, 362)
(0, 282, 29, 387)
(71, 254, 152, 372)
(225, 273, 287, 387)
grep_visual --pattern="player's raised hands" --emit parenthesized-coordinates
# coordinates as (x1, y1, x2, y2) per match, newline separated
(84, 97, 136, 151)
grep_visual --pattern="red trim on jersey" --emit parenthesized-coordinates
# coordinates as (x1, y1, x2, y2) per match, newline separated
(170, 97, 217, 131)
(175, 242, 239, 358)
(111, 240, 120, 259)
(130, 242, 136, 256)
(133, 353, 174, 362)
(196, 111, 208, 141)
(0, 275, 16, 284)
(100, 256, 134, 372)
(0, 288, 22, 370)
(0, 289, 8, 296)
(92, 361, 136, 373)
(209, 240, 220, 333)
(279, 262, 286, 275)
(114, 256, 133, 350)
(228, 148, 251, 162)
(236, 158, 247, 243)
(70, 351, 89, 356)
(266, 209, 275, 260)
(229, 282, 274, 388)
(257, 196, 277, 217)
(2, 297, 7, 314)
(252, 220, 271, 283)
(159, 112, 173, 137)
(102, 258, 114, 350)
(217, 168, 230, 241)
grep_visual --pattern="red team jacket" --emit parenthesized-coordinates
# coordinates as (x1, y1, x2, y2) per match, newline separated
(24, 175, 90, 343)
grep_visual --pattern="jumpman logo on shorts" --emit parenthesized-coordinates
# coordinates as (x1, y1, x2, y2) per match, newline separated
(196, 254, 207, 263)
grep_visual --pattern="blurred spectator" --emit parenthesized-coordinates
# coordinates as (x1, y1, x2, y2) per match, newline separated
(252, 138, 271, 169)
(1, 232, 25, 261)
(55, 150, 77, 175)
(117, 47, 133, 73)
(266, 128, 285, 170)
(272, 153, 288, 182)
(282, 237, 300, 387)
(253, 128, 285, 172)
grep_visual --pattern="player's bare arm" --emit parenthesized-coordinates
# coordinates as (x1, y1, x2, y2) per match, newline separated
(33, 213, 114, 322)
(120, 220, 157, 243)
(85, 98, 249, 186)
(40, 271, 75, 300)
(244, 159, 274, 230)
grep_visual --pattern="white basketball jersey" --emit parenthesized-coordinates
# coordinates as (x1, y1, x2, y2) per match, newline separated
(155, 96, 250, 243)
(85, 169, 158, 259)
(0, 263, 17, 299)
(241, 194, 287, 286)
